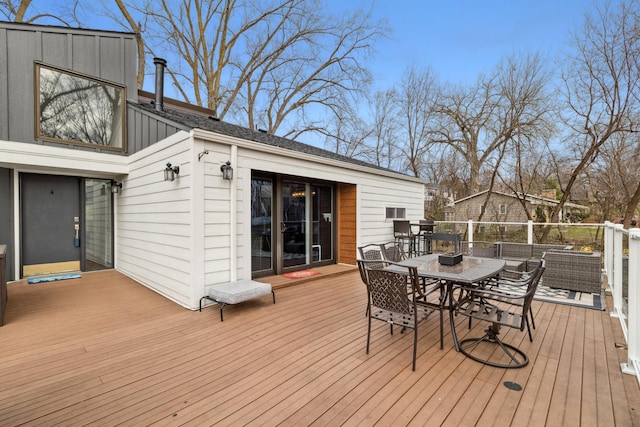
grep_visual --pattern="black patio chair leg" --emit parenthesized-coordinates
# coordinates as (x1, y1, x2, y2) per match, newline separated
(530, 306, 536, 329)
(412, 327, 418, 371)
(366, 316, 372, 354)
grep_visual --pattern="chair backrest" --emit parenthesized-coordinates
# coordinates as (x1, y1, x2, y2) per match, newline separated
(359, 261, 419, 315)
(356, 256, 387, 286)
(379, 241, 406, 262)
(393, 220, 412, 236)
(358, 244, 384, 263)
(521, 259, 546, 317)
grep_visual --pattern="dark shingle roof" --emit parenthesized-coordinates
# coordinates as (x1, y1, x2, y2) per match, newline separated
(135, 101, 399, 174)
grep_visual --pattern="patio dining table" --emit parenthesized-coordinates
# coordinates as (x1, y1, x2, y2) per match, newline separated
(393, 254, 506, 351)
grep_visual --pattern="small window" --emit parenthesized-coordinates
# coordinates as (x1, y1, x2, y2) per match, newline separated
(35, 63, 126, 151)
(385, 207, 406, 220)
(499, 204, 507, 215)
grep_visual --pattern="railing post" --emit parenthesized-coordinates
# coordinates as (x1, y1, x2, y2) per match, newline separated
(467, 220, 474, 253)
(604, 221, 614, 289)
(622, 228, 640, 384)
(527, 220, 533, 244)
(612, 225, 625, 320)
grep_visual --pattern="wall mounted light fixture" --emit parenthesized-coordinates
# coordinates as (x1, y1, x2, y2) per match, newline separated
(111, 181, 122, 194)
(164, 162, 180, 181)
(220, 161, 233, 180)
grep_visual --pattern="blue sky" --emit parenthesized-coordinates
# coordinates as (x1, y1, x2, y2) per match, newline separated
(330, 0, 597, 88)
(31, 0, 597, 90)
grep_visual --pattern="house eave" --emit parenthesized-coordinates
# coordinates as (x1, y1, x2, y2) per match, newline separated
(191, 128, 426, 184)
(0, 139, 129, 177)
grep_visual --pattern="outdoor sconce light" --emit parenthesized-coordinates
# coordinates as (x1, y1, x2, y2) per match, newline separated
(111, 181, 122, 194)
(164, 162, 180, 181)
(220, 161, 233, 180)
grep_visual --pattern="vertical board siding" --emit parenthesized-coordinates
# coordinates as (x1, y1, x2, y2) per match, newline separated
(0, 28, 8, 140)
(6, 29, 36, 142)
(0, 22, 137, 146)
(127, 106, 184, 154)
(338, 183, 357, 264)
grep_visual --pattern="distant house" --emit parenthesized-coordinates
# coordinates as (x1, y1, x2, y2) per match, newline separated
(452, 190, 590, 223)
(0, 22, 426, 309)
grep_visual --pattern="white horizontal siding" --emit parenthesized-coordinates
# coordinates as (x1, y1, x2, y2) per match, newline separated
(115, 132, 195, 308)
(115, 130, 424, 310)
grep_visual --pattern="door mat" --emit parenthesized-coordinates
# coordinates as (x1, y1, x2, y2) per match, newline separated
(28, 273, 81, 284)
(282, 270, 321, 279)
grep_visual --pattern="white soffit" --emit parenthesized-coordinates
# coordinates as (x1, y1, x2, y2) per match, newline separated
(0, 140, 128, 176)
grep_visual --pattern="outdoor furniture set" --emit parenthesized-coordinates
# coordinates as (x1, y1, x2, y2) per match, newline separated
(357, 252, 544, 369)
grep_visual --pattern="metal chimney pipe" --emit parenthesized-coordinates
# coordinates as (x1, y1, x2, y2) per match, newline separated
(153, 57, 167, 112)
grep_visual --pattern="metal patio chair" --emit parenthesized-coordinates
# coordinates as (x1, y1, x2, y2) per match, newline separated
(357, 259, 430, 371)
(379, 240, 407, 262)
(451, 259, 545, 368)
(357, 244, 386, 316)
(393, 220, 417, 257)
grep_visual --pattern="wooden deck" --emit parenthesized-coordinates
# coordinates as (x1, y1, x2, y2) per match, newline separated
(0, 268, 638, 426)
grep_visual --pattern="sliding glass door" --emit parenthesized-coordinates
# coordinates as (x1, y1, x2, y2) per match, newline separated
(251, 173, 335, 277)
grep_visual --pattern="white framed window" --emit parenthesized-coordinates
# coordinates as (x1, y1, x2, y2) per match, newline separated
(499, 204, 507, 215)
(385, 207, 406, 220)
(35, 62, 126, 151)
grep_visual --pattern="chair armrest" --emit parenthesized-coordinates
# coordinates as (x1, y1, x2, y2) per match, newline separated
(454, 282, 533, 303)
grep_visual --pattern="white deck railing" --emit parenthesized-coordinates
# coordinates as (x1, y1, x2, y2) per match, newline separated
(604, 222, 640, 384)
(431, 219, 639, 384)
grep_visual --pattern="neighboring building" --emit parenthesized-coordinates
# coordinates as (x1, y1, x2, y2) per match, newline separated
(453, 190, 590, 223)
(424, 183, 454, 220)
(0, 22, 426, 309)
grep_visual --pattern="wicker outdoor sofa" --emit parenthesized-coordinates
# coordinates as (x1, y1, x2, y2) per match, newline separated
(462, 242, 602, 294)
(543, 250, 602, 293)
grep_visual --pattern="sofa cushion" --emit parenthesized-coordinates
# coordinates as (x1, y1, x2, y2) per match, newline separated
(207, 280, 272, 305)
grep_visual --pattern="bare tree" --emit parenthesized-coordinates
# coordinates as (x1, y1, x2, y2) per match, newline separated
(322, 99, 372, 160)
(545, 0, 640, 234)
(432, 52, 554, 204)
(364, 89, 401, 169)
(115, 0, 385, 140)
(395, 65, 440, 178)
(114, 0, 146, 90)
(588, 131, 640, 222)
(497, 136, 557, 221)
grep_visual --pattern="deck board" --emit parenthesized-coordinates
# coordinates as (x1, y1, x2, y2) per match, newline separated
(0, 269, 638, 426)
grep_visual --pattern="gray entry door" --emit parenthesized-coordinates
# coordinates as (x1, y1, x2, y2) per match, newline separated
(21, 174, 81, 277)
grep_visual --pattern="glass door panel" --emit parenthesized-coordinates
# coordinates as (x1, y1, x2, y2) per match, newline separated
(251, 177, 273, 274)
(282, 182, 308, 268)
(312, 184, 333, 262)
(83, 179, 113, 271)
